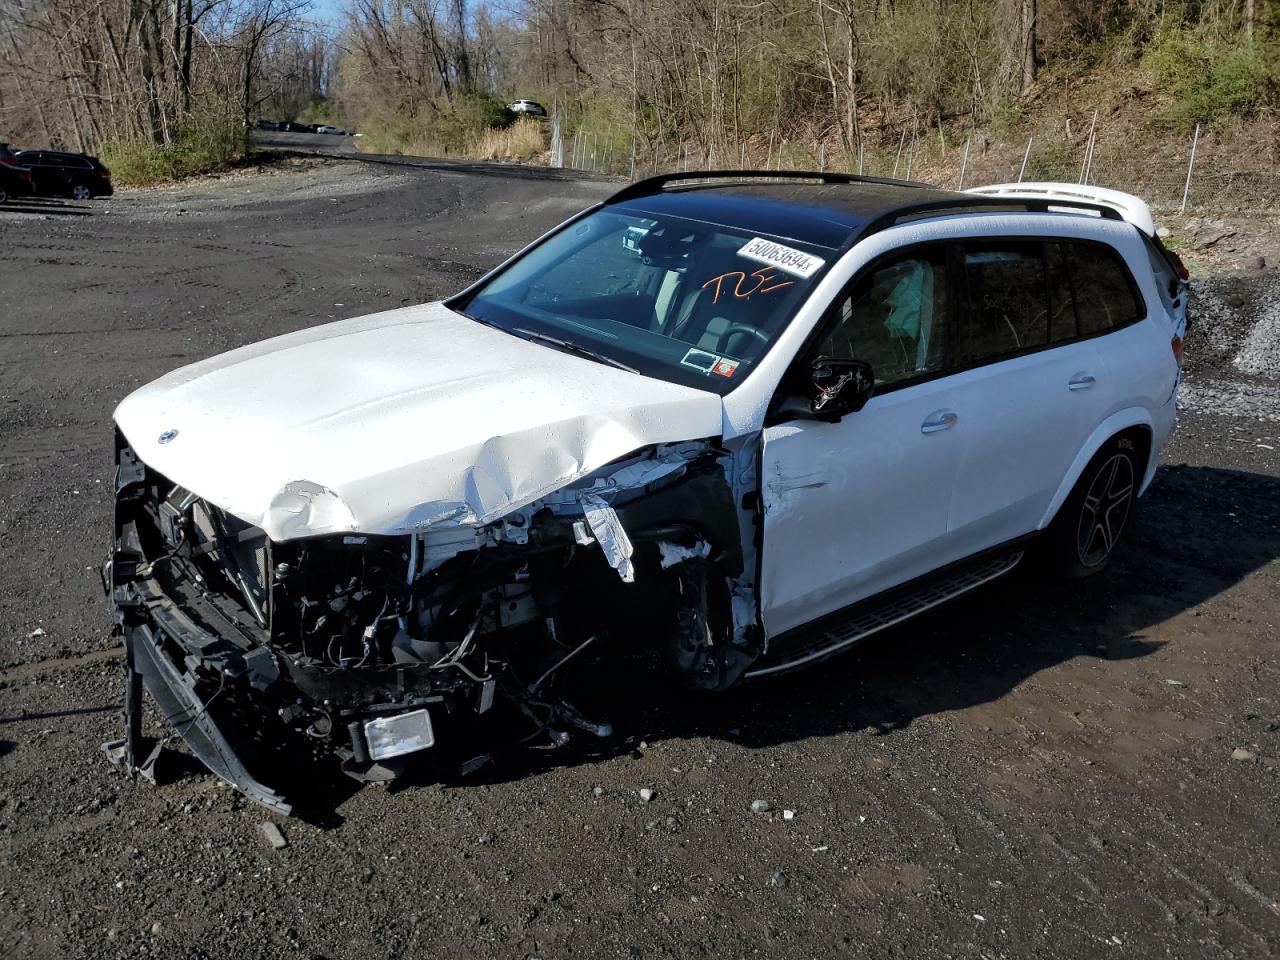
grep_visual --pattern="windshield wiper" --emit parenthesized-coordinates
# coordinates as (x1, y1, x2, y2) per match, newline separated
(513, 327, 638, 374)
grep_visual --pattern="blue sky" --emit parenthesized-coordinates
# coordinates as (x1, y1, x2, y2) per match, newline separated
(308, 0, 345, 27)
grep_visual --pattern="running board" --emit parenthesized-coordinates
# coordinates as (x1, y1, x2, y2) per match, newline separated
(746, 551, 1024, 679)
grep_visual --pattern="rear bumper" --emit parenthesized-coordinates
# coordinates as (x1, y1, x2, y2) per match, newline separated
(1, 175, 34, 197)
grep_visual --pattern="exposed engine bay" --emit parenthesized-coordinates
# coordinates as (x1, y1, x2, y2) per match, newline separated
(105, 432, 762, 814)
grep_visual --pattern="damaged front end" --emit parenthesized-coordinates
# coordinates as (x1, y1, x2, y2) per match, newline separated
(104, 433, 760, 814)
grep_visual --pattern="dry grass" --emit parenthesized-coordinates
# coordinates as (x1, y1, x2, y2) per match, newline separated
(473, 118, 546, 161)
(398, 117, 546, 164)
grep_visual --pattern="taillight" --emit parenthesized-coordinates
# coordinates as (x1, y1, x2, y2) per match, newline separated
(1166, 250, 1189, 281)
(1171, 336, 1184, 368)
(100, 167, 112, 178)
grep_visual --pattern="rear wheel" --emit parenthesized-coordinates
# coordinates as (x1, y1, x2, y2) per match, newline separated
(1043, 437, 1139, 578)
(71, 183, 93, 201)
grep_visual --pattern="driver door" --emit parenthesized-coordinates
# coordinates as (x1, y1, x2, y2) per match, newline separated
(759, 247, 966, 637)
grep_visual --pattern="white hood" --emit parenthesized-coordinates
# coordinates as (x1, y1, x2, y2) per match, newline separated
(114, 302, 724, 541)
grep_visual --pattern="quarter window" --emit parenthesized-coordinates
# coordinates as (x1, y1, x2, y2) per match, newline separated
(957, 243, 1048, 365)
(1061, 242, 1143, 336)
(815, 252, 949, 388)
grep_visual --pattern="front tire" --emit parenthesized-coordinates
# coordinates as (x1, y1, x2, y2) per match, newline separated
(0, 187, 8, 205)
(71, 184, 93, 201)
(1043, 437, 1139, 578)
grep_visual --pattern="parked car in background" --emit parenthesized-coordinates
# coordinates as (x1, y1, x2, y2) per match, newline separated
(15, 150, 112, 200)
(507, 99, 547, 118)
(315, 125, 347, 135)
(0, 145, 34, 204)
(256, 119, 284, 131)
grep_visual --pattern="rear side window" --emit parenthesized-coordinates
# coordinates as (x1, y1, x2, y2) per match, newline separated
(1060, 242, 1143, 336)
(957, 243, 1048, 365)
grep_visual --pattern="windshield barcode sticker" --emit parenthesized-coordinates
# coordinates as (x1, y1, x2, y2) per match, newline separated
(737, 238, 825, 278)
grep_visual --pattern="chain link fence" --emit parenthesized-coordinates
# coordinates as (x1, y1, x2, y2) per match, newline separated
(553, 119, 1277, 216)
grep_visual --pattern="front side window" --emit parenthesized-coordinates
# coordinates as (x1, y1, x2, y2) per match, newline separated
(457, 207, 834, 395)
(814, 252, 949, 388)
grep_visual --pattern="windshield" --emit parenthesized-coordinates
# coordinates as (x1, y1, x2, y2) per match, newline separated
(454, 206, 835, 394)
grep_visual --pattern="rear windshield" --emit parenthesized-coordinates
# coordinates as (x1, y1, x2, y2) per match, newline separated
(454, 208, 835, 394)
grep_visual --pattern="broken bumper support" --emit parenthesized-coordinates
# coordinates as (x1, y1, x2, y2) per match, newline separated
(102, 614, 292, 816)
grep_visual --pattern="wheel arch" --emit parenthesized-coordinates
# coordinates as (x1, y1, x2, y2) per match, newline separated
(1038, 409, 1154, 531)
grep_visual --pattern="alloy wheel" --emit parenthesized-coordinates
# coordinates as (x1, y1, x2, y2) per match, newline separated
(1076, 452, 1134, 568)
(72, 184, 92, 201)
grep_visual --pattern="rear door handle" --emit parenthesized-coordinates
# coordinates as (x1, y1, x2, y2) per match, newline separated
(921, 411, 958, 434)
(1069, 373, 1097, 390)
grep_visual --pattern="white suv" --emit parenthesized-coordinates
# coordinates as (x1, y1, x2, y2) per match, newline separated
(105, 173, 1189, 813)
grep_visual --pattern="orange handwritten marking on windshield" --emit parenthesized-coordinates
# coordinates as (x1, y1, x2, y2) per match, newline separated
(701, 267, 795, 304)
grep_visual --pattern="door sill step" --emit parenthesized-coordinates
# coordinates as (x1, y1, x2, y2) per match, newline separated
(746, 551, 1024, 679)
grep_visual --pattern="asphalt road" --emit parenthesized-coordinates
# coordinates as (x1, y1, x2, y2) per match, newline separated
(1, 157, 1278, 960)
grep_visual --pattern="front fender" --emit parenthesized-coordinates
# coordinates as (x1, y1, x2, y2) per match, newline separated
(1038, 407, 1154, 530)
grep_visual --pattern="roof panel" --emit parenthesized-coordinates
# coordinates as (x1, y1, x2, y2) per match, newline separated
(612, 180, 966, 250)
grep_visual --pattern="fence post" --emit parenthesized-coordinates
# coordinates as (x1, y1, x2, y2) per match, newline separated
(1017, 136, 1033, 182)
(905, 137, 916, 180)
(819, 142, 826, 171)
(958, 137, 970, 191)
(629, 136, 636, 181)
(891, 130, 906, 178)
(1079, 109, 1098, 184)
(1180, 123, 1200, 214)
(551, 112, 564, 168)
(858, 140, 865, 176)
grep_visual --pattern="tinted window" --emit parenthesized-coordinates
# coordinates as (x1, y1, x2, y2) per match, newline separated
(1142, 237, 1181, 311)
(958, 243, 1048, 365)
(1063, 243, 1143, 336)
(1046, 242, 1078, 342)
(815, 252, 949, 387)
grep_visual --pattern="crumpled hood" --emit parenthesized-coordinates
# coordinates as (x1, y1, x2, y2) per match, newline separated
(114, 302, 724, 541)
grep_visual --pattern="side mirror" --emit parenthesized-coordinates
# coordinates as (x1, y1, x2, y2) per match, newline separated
(808, 357, 875, 421)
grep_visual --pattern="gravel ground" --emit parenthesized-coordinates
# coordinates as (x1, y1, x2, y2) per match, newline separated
(2, 154, 1279, 960)
(1180, 268, 1280, 421)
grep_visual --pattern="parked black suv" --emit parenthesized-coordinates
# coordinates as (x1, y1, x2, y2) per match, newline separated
(15, 150, 113, 200)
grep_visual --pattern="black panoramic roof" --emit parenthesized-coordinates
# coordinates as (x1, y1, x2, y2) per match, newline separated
(606, 171, 1124, 250)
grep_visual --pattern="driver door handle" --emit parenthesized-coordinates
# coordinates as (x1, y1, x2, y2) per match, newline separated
(921, 411, 958, 434)
(1069, 373, 1097, 390)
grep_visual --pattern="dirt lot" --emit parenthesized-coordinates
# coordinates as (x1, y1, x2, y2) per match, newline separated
(1, 156, 1278, 960)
